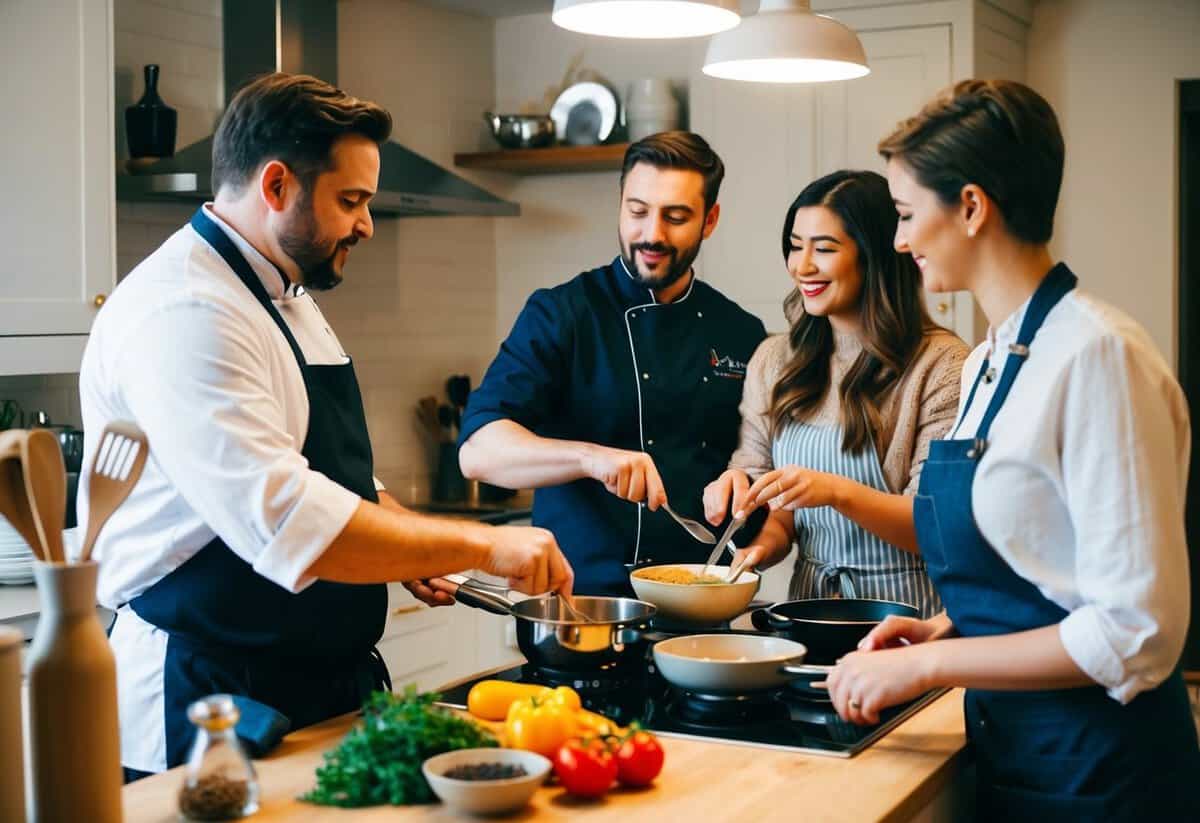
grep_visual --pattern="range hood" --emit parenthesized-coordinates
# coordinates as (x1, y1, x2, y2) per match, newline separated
(116, 0, 518, 218)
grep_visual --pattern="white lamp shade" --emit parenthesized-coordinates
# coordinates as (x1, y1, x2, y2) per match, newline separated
(702, 0, 870, 83)
(552, 0, 741, 39)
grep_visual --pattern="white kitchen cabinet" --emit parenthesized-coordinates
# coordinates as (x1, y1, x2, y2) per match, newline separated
(378, 581, 522, 695)
(0, 0, 115, 376)
(690, 1, 1033, 343)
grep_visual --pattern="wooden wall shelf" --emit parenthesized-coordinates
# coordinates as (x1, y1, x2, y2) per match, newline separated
(454, 143, 629, 175)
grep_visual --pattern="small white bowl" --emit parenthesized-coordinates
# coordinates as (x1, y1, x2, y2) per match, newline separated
(422, 747, 551, 815)
(631, 562, 760, 624)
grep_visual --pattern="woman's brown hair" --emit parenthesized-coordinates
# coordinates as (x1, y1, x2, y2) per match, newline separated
(877, 79, 1064, 244)
(770, 170, 930, 453)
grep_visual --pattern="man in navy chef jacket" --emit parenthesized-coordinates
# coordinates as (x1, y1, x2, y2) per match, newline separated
(457, 132, 768, 596)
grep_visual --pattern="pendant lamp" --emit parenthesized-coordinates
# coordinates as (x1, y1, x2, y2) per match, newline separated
(551, 0, 741, 39)
(702, 0, 869, 83)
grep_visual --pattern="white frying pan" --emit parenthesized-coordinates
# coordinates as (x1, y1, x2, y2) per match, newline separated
(652, 634, 831, 694)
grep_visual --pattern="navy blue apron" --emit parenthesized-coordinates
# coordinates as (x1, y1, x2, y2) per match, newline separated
(914, 263, 1200, 820)
(130, 209, 390, 768)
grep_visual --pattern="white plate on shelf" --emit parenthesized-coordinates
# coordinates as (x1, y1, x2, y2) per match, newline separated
(551, 82, 618, 146)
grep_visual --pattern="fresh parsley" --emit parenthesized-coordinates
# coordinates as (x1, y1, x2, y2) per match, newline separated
(301, 687, 498, 807)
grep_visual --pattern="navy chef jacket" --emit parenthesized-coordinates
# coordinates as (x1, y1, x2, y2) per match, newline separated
(460, 256, 768, 596)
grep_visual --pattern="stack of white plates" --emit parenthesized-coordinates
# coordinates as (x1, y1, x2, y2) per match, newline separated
(0, 516, 35, 585)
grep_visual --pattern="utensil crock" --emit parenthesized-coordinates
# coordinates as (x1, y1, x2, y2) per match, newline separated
(28, 560, 122, 822)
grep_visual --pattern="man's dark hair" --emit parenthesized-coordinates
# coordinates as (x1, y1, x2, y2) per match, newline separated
(211, 72, 392, 195)
(619, 131, 725, 212)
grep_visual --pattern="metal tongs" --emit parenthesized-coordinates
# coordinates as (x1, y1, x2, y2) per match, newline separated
(702, 510, 746, 576)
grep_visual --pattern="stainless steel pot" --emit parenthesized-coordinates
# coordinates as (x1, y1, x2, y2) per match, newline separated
(450, 577, 656, 670)
(483, 113, 556, 149)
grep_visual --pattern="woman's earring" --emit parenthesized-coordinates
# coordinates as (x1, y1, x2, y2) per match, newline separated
(967, 227, 976, 238)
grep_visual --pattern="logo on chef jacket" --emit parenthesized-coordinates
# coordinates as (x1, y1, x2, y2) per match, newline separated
(710, 349, 748, 380)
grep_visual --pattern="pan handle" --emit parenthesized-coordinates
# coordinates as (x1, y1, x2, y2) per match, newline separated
(751, 607, 794, 633)
(750, 607, 772, 632)
(446, 575, 514, 616)
(779, 661, 833, 676)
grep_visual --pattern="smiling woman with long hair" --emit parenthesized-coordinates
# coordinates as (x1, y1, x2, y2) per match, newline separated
(704, 170, 967, 617)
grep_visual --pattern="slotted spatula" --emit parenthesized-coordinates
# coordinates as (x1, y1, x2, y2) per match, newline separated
(0, 430, 46, 562)
(79, 422, 149, 564)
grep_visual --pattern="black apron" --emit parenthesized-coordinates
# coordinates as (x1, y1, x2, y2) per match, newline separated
(914, 264, 1200, 819)
(130, 208, 389, 767)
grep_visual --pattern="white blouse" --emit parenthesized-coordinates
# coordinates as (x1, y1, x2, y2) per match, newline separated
(952, 287, 1191, 704)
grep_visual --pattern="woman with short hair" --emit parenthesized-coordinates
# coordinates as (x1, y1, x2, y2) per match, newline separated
(820, 79, 1199, 819)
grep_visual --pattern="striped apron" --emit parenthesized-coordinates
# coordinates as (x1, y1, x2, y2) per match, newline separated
(772, 422, 941, 617)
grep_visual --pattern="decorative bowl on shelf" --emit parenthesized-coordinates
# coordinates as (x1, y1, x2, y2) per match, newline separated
(483, 113, 556, 149)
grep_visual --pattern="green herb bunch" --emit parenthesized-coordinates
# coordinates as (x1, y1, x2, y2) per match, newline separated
(302, 687, 497, 807)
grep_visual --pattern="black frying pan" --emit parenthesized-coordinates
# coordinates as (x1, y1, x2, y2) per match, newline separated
(751, 598, 920, 699)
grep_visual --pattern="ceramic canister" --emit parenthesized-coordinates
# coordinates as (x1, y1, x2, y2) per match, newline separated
(27, 560, 122, 822)
(626, 78, 680, 143)
(0, 625, 25, 823)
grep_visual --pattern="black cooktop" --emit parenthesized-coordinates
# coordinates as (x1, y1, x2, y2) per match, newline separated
(436, 620, 945, 758)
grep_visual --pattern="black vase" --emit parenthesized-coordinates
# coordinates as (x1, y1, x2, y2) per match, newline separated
(125, 64, 177, 159)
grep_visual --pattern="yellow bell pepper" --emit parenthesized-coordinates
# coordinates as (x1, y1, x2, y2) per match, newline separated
(504, 694, 578, 757)
(467, 680, 581, 721)
(467, 680, 550, 721)
(575, 708, 622, 738)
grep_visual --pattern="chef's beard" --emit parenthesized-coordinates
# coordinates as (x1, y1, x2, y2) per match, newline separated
(619, 235, 702, 293)
(277, 192, 356, 292)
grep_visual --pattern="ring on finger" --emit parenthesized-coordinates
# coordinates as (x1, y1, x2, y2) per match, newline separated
(849, 699, 861, 710)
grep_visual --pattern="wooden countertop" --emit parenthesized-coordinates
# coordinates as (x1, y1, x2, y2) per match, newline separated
(123, 690, 968, 822)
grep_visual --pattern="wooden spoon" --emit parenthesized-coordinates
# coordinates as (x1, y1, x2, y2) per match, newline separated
(0, 431, 47, 561)
(21, 429, 66, 563)
(79, 422, 149, 564)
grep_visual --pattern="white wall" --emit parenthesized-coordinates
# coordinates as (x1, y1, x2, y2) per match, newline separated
(491, 14, 706, 339)
(325, 0, 501, 495)
(1028, 0, 1200, 366)
(489, 2, 1000, 344)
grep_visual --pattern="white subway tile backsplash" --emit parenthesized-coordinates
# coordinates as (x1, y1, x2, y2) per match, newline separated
(169, 0, 220, 17)
(116, 0, 221, 50)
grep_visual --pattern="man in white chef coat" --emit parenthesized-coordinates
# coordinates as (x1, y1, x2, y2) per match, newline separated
(78, 72, 572, 780)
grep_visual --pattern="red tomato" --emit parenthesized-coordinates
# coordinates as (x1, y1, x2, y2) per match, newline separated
(615, 730, 664, 787)
(553, 738, 617, 797)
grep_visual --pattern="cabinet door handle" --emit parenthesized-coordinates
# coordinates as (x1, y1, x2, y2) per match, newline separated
(93, 293, 107, 308)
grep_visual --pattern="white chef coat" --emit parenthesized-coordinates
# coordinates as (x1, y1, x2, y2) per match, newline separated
(952, 287, 1191, 704)
(78, 205, 368, 771)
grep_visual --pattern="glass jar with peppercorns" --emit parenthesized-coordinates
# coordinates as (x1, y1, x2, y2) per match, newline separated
(178, 694, 259, 820)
